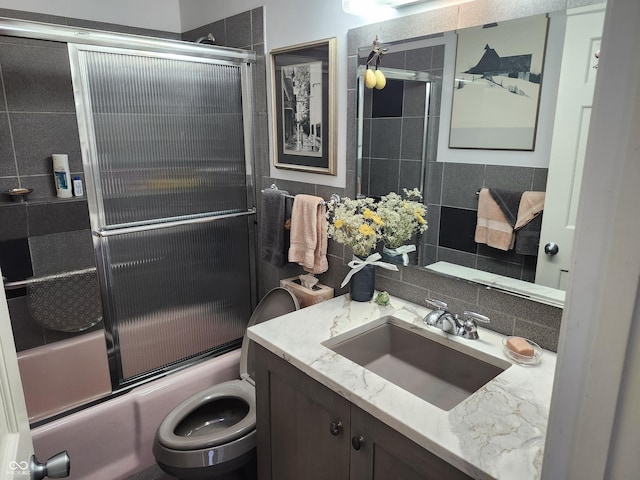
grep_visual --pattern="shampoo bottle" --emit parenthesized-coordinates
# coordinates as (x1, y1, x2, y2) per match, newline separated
(52, 154, 72, 198)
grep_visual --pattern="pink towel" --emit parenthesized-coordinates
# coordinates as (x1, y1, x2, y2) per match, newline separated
(515, 191, 545, 230)
(288, 194, 328, 274)
(475, 188, 515, 251)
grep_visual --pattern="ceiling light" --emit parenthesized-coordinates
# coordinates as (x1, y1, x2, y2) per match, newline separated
(342, 0, 433, 14)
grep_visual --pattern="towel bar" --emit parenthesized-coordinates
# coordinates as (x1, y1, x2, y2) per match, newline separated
(262, 184, 340, 206)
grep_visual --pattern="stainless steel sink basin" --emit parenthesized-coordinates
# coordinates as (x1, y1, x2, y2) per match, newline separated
(323, 316, 510, 410)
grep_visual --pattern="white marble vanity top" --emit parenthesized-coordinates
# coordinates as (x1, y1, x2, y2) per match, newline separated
(247, 293, 556, 480)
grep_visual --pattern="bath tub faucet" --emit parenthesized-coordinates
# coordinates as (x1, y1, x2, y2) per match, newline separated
(423, 299, 490, 340)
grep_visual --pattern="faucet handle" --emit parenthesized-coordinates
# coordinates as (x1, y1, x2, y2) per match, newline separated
(425, 298, 448, 311)
(463, 311, 491, 324)
(423, 299, 448, 327)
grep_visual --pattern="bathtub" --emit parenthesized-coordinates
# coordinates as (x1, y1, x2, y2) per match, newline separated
(29, 347, 241, 479)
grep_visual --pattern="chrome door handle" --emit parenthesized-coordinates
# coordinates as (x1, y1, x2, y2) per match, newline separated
(544, 242, 559, 256)
(30, 451, 70, 479)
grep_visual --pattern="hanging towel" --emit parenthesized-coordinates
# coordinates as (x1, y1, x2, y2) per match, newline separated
(475, 188, 516, 251)
(288, 194, 328, 274)
(515, 191, 545, 256)
(488, 188, 523, 227)
(283, 195, 294, 255)
(260, 189, 290, 268)
(514, 191, 546, 230)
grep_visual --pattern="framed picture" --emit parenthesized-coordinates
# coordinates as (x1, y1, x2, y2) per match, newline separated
(449, 15, 549, 150)
(271, 38, 337, 175)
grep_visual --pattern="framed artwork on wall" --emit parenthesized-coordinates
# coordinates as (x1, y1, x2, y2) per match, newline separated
(271, 37, 337, 175)
(449, 15, 549, 151)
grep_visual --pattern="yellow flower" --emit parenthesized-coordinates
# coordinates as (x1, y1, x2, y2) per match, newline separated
(334, 219, 344, 228)
(359, 224, 375, 236)
(372, 215, 384, 226)
(415, 212, 426, 224)
(363, 208, 374, 219)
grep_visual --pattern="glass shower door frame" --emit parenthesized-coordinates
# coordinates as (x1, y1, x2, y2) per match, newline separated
(68, 43, 258, 390)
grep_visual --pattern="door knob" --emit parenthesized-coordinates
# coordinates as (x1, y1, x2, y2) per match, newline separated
(544, 242, 559, 256)
(329, 421, 343, 436)
(351, 435, 365, 450)
(30, 451, 70, 479)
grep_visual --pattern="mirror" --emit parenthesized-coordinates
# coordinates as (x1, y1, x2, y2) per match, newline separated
(351, 2, 604, 303)
(357, 64, 433, 197)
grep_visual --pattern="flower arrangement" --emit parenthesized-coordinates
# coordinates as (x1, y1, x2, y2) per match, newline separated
(377, 189, 428, 248)
(326, 189, 427, 257)
(326, 196, 383, 257)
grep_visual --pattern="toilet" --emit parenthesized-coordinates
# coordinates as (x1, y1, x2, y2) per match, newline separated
(153, 288, 299, 479)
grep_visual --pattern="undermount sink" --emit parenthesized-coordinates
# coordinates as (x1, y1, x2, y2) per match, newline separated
(323, 316, 510, 411)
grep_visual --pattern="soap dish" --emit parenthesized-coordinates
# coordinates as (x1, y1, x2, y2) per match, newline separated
(502, 337, 542, 366)
(4, 188, 33, 202)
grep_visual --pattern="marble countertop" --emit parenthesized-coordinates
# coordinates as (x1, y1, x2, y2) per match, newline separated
(247, 293, 556, 480)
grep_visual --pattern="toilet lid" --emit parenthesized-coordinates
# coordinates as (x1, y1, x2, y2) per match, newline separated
(240, 287, 299, 382)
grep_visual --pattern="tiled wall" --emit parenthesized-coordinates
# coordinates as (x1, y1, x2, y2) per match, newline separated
(0, 7, 563, 354)
(360, 44, 443, 197)
(0, 8, 179, 352)
(423, 163, 548, 282)
(0, 37, 98, 350)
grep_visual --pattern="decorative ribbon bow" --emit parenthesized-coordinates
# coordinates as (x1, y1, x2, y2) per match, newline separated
(382, 244, 416, 266)
(341, 252, 399, 288)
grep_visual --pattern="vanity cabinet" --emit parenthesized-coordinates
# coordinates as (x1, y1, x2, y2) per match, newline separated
(255, 345, 471, 480)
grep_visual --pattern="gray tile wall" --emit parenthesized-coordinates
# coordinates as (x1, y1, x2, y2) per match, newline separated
(423, 163, 549, 282)
(0, 8, 179, 352)
(360, 44, 442, 198)
(0, 7, 562, 353)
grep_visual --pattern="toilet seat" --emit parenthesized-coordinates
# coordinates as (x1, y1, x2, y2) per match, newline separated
(154, 288, 299, 478)
(156, 379, 255, 450)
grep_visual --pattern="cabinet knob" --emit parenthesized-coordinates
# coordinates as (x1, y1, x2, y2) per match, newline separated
(351, 435, 365, 450)
(329, 421, 343, 436)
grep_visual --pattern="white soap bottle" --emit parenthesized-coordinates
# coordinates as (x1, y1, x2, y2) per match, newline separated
(73, 176, 84, 197)
(52, 154, 72, 198)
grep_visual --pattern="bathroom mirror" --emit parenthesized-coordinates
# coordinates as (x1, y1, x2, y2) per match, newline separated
(351, 1, 605, 304)
(357, 64, 432, 197)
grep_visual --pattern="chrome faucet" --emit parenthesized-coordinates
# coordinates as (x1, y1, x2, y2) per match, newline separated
(423, 299, 490, 340)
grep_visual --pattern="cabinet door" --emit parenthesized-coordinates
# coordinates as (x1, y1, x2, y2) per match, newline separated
(350, 407, 473, 480)
(255, 345, 350, 480)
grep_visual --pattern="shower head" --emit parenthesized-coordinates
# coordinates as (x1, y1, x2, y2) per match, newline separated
(195, 33, 215, 45)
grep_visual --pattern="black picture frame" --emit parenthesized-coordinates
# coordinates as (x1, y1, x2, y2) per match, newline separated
(271, 38, 336, 175)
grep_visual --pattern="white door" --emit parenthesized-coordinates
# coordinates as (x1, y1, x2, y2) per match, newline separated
(535, 5, 605, 289)
(0, 268, 33, 480)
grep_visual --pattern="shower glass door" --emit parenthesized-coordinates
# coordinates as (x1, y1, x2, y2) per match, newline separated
(69, 44, 256, 387)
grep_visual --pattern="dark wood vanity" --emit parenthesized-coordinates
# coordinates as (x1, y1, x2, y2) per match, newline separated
(255, 344, 472, 479)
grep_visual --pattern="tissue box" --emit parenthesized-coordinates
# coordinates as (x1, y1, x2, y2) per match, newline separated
(280, 276, 334, 308)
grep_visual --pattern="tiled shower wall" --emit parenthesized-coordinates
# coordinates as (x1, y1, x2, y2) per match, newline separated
(0, 32, 99, 350)
(0, 7, 268, 353)
(0, 8, 180, 351)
